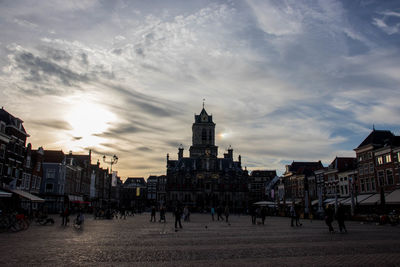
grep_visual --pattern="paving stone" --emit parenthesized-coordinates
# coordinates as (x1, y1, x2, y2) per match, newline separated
(0, 213, 399, 266)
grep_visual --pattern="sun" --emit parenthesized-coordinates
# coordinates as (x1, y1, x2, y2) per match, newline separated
(64, 99, 116, 149)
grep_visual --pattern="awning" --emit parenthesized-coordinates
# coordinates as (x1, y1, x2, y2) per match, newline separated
(253, 201, 276, 206)
(71, 200, 90, 204)
(385, 189, 400, 205)
(0, 190, 12, 198)
(68, 195, 83, 202)
(323, 198, 336, 203)
(10, 189, 45, 202)
(325, 198, 349, 205)
(311, 199, 320, 206)
(358, 194, 380, 205)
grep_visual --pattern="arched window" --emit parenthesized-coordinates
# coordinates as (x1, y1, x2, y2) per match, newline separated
(202, 129, 207, 144)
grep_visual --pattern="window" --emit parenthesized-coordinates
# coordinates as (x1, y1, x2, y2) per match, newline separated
(360, 179, 365, 192)
(397, 152, 400, 163)
(364, 164, 369, 174)
(36, 162, 41, 172)
(369, 162, 374, 173)
(371, 178, 376, 191)
(46, 169, 56, 179)
(345, 186, 348, 195)
(25, 174, 31, 189)
(386, 169, 394, 185)
(36, 177, 41, 189)
(378, 171, 385, 186)
(201, 129, 207, 143)
(359, 167, 364, 175)
(25, 156, 31, 168)
(0, 144, 5, 158)
(31, 176, 36, 190)
(385, 154, 391, 163)
(377, 156, 383, 165)
(366, 178, 371, 191)
(21, 173, 25, 189)
(45, 183, 53, 193)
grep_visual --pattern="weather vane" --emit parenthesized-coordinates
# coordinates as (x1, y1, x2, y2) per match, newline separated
(203, 98, 205, 108)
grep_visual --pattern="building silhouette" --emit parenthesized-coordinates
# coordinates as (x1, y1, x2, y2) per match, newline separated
(166, 107, 249, 211)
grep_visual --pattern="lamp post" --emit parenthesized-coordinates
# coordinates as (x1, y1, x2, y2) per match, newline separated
(103, 154, 118, 205)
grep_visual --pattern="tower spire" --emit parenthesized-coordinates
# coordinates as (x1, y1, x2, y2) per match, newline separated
(203, 98, 205, 109)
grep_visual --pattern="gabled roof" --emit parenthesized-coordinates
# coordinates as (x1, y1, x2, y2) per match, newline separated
(328, 157, 356, 172)
(288, 161, 324, 174)
(251, 170, 277, 177)
(147, 175, 158, 181)
(194, 108, 213, 123)
(356, 130, 395, 149)
(0, 107, 28, 136)
(43, 150, 65, 163)
(124, 177, 146, 186)
(66, 152, 91, 167)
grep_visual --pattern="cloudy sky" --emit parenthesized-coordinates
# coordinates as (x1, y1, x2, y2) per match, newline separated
(1, 0, 400, 179)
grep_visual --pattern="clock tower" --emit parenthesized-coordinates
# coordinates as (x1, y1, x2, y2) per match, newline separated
(189, 107, 218, 158)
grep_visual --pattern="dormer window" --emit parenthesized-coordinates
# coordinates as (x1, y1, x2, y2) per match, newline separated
(0, 122, 5, 133)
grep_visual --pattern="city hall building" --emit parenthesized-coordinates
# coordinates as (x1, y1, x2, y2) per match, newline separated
(166, 107, 249, 211)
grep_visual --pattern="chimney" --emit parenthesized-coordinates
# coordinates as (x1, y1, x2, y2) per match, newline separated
(178, 144, 184, 159)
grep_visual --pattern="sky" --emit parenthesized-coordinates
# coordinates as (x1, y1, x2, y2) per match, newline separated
(1, 0, 400, 179)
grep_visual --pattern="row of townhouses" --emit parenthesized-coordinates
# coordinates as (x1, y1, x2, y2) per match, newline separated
(0, 107, 118, 213)
(276, 129, 400, 217)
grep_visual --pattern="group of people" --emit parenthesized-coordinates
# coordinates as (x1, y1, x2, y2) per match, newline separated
(324, 204, 347, 233)
(60, 207, 85, 229)
(210, 205, 230, 222)
(250, 206, 267, 225)
(150, 205, 167, 223)
(290, 203, 303, 227)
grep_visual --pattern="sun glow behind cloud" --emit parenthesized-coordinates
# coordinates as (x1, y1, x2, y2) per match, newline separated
(63, 96, 117, 151)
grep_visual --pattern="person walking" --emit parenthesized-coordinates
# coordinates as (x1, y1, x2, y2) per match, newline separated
(159, 206, 166, 223)
(325, 205, 335, 233)
(250, 206, 257, 225)
(336, 204, 347, 233)
(260, 206, 267, 225)
(211, 206, 215, 221)
(174, 205, 183, 229)
(295, 204, 302, 226)
(183, 206, 190, 222)
(224, 205, 230, 223)
(120, 206, 126, 219)
(217, 205, 224, 221)
(290, 202, 296, 227)
(62, 206, 70, 226)
(150, 206, 156, 222)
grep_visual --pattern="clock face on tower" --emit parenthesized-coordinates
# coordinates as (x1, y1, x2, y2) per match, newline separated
(205, 148, 210, 156)
(201, 114, 207, 122)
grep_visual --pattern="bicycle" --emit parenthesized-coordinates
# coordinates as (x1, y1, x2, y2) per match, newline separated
(0, 213, 29, 232)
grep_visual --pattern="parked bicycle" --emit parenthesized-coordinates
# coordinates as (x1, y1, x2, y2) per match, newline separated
(0, 212, 29, 233)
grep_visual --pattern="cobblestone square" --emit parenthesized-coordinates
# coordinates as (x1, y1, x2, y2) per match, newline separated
(1, 213, 400, 266)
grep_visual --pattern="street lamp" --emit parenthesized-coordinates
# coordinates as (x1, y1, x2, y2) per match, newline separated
(103, 154, 118, 205)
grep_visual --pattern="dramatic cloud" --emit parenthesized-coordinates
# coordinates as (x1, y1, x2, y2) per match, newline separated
(1, 0, 400, 178)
